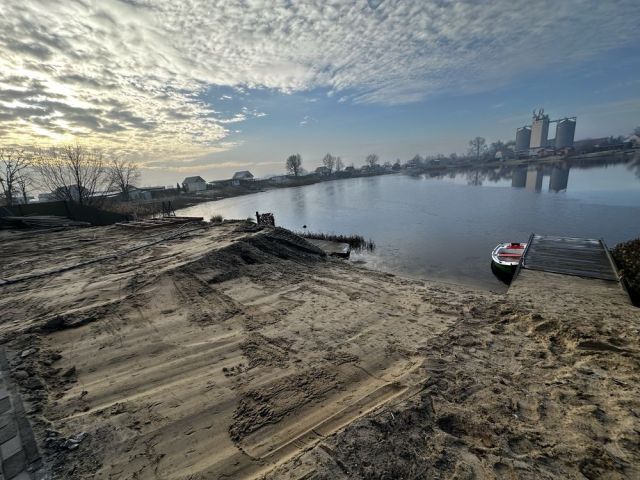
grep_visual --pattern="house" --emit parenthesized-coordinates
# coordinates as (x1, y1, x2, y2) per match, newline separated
(231, 171, 254, 186)
(315, 166, 331, 176)
(182, 176, 207, 193)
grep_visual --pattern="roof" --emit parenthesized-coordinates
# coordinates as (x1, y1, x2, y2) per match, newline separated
(182, 176, 206, 184)
(232, 171, 254, 179)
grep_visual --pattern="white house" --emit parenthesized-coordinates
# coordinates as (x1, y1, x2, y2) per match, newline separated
(182, 176, 207, 193)
(231, 171, 254, 186)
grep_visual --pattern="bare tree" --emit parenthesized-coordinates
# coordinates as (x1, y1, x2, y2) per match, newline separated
(34, 144, 111, 206)
(365, 153, 379, 167)
(335, 156, 344, 172)
(109, 157, 140, 201)
(286, 153, 302, 176)
(0, 148, 31, 206)
(468, 137, 488, 161)
(322, 153, 336, 174)
(16, 172, 32, 204)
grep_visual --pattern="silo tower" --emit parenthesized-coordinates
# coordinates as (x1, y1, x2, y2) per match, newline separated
(515, 126, 531, 152)
(530, 108, 550, 149)
(555, 117, 576, 149)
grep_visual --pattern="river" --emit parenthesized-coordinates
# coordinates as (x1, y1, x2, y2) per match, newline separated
(177, 156, 640, 291)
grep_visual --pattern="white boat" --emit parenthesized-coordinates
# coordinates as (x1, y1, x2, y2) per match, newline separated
(491, 242, 527, 272)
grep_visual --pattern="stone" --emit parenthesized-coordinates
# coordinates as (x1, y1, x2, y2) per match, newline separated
(20, 349, 36, 359)
(61, 366, 76, 378)
(14, 370, 29, 380)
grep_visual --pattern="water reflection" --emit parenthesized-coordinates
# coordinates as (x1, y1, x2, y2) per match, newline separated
(425, 154, 638, 193)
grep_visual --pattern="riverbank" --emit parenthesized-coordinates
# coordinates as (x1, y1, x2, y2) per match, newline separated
(0, 222, 637, 478)
(104, 171, 397, 218)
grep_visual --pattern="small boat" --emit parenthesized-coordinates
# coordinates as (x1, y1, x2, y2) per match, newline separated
(491, 242, 527, 273)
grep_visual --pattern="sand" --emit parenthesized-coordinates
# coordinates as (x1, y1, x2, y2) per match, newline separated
(0, 222, 638, 479)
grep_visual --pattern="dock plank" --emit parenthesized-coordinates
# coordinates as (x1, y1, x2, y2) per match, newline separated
(521, 234, 619, 281)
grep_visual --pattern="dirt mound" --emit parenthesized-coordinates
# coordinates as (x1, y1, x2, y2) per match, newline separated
(181, 226, 326, 284)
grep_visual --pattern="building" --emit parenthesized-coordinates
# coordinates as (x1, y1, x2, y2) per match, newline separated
(182, 176, 207, 193)
(555, 118, 576, 149)
(530, 109, 550, 149)
(515, 126, 531, 153)
(124, 186, 152, 201)
(314, 166, 331, 176)
(231, 171, 254, 186)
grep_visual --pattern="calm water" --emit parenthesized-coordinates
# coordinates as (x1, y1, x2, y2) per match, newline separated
(177, 157, 640, 291)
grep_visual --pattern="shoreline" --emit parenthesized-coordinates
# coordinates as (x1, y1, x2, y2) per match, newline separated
(0, 223, 637, 478)
(107, 147, 640, 218)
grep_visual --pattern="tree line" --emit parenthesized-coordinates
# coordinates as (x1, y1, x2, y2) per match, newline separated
(0, 145, 140, 207)
(285, 152, 395, 176)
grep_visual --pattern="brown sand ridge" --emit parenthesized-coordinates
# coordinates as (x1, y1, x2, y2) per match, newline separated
(0, 221, 638, 479)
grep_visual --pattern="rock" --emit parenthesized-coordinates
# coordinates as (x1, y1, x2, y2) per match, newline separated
(65, 441, 79, 451)
(61, 366, 76, 378)
(14, 370, 29, 380)
(21, 348, 36, 358)
(70, 431, 88, 443)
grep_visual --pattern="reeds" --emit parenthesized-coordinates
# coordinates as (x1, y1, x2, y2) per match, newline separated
(298, 231, 376, 252)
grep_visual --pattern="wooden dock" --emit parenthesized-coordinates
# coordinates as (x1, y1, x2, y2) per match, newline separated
(510, 234, 630, 306)
(520, 234, 620, 281)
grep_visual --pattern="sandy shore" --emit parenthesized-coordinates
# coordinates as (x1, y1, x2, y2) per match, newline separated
(0, 222, 638, 479)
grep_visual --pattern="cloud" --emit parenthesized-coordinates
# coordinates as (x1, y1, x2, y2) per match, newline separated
(299, 115, 316, 127)
(0, 0, 638, 165)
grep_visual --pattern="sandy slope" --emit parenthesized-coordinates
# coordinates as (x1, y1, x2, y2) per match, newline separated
(0, 222, 638, 479)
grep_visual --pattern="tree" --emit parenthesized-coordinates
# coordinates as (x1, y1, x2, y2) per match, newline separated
(335, 156, 344, 172)
(0, 148, 31, 206)
(286, 153, 302, 176)
(322, 153, 336, 174)
(16, 172, 32, 204)
(365, 153, 379, 168)
(468, 137, 488, 161)
(109, 157, 140, 201)
(34, 144, 111, 206)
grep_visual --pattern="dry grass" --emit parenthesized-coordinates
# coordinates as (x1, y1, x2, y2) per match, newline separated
(297, 231, 376, 252)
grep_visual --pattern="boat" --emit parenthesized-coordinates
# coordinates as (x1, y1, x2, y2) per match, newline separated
(491, 242, 527, 274)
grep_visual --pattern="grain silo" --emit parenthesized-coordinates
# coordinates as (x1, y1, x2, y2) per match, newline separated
(555, 117, 576, 149)
(530, 109, 549, 149)
(515, 127, 531, 152)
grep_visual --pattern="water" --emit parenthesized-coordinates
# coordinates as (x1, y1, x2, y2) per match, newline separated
(177, 156, 640, 292)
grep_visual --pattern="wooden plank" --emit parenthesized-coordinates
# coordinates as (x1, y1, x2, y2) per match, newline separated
(522, 234, 619, 281)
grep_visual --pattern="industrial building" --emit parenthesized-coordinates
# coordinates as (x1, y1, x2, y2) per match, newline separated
(515, 109, 576, 154)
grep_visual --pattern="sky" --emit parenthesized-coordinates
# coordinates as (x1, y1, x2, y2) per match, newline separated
(1, 0, 639, 186)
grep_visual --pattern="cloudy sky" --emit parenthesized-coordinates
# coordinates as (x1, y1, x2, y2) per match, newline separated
(1, 0, 639, 185)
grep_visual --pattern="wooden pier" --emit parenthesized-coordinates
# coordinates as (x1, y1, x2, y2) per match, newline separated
(510, 234, 630, 305)
(520, 234, 620, 281)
